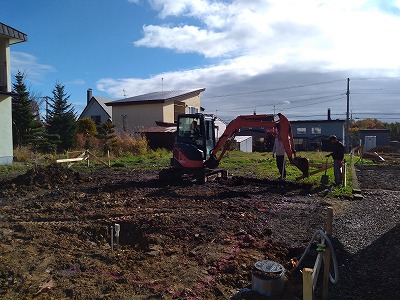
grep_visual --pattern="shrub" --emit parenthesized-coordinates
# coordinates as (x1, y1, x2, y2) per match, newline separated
(113, 135, 149, 156)
(75, 134, 100, 151)
(13, 147, 32, 162)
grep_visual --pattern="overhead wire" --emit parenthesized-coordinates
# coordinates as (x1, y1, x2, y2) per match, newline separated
(203, 76, 399, 121)
(202, 79, 345, 99)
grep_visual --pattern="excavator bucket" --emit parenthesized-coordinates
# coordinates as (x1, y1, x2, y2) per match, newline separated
(292, 157, 309, 177)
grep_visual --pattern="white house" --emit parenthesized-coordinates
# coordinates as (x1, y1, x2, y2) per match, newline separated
(78, 88, 112, 124)
(0, 22, 28, 165)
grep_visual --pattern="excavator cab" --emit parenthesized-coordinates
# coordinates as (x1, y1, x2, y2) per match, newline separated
(171, 113, 216, 169)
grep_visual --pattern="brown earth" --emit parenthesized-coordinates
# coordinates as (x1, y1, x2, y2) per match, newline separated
(0, 163, 399, 300)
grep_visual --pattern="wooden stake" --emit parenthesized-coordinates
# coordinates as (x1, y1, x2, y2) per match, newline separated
(322, 207, 333, 300)
(342, 161, 347, 187)
(303, 268, 313, 300)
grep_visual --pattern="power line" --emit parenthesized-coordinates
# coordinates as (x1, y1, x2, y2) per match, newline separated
(218, 93, 346, 113)
(203, 79, 345, 99)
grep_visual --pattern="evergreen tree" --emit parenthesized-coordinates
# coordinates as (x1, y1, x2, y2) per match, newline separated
(98, 120, 118, 154)
(45, 83, 77, 152)
(29, 120, 60, 153)
(12, 71, 35, 148)
(385, 122, 400, 141)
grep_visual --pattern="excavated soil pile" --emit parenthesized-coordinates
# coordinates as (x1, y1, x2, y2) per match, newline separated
(369, 146, 400, 153)
(11, 163, 82, 188)
(0, 164, 399, 300)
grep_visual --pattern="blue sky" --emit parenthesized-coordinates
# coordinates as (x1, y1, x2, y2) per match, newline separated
(2, 0, 400, 122)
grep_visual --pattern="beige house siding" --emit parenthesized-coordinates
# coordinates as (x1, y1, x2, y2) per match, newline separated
(112, 103, 165, 133)
(164, 102, 175, 123)
(110, 91, 203, 134)
(183, 94, 200, 109)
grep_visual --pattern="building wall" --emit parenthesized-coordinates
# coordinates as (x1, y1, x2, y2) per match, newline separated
(234, 136, 253, 152)
(111, 95, 201, 134)
(184, 94, 200, 110)
(112, 103, 165, 133)
(0, 38, 13, 165)
(164, 102, 175, 123)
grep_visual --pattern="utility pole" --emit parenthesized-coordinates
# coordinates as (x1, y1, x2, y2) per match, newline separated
(346, 78, 350, 153)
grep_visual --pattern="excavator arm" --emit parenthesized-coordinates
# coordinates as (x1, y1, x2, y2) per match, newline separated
(205, 113, 309, 177)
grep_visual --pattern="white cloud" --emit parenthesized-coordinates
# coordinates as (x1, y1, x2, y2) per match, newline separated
(100, 0, 400, 121)
(134, 0, 400, 70)
(11, 52, 55, 83)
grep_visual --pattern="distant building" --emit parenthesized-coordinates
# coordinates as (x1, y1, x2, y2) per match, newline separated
(291, 119, 345, 151)
(358, 129, 390, 151)
(0, 22, 28, 165)
(105, 88, 205, 134)
(79, 88, 112, 124)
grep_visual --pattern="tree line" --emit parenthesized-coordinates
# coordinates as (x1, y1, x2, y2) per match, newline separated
(12, 71, 118, 154)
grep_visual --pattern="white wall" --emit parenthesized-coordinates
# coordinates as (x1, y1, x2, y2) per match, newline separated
(234, 136, 253, 152)
(0, 38, 13, 165)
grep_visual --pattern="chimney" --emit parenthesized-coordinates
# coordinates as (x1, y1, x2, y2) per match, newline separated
(327, 108, 331, 120)
(87, 88, 92, 105)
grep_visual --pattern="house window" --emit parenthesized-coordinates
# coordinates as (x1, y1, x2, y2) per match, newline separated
(91, 115, 101, 124)
(188, 106, 198, 114)
(297, 128, 307, 134)
(311, 127, 321, 134)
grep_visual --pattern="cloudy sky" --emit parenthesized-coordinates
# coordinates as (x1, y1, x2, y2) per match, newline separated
(2, 0, 400, 122)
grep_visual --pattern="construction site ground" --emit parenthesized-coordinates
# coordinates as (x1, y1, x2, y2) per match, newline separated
(0, 163, 399, 300)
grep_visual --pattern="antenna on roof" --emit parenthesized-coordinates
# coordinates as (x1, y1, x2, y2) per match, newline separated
(162, 78, 164, 91)
(123, 89, 127, 98)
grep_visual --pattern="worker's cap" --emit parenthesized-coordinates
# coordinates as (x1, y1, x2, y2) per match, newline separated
(329, 135, 337, 141)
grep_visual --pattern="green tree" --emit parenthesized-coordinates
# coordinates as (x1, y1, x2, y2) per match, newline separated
(45, 83, 77, 152)
(30, 121, 60, 153)
(385, 122, 400, 141)
(12, 71, 35, 148)
(98, 120, 118, 154)
(77, 118, 97, 136)
(76, 118, 98, 150)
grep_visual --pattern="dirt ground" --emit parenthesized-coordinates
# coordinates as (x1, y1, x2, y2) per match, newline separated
(0, 163, 399, 300)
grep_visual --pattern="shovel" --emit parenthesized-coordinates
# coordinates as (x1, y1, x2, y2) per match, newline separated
(320, 158, 329, 185)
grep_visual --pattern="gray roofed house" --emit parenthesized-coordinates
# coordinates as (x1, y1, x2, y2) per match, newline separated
(79, 88, 113, 124)
(105, 88, 205, 134)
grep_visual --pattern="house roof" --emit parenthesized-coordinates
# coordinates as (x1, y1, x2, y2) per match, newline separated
(358, 129, 390, 132)
(105, 88, 206, 106)
(95, 97, 113, 116)
(79, 96, 113, 120)
(291, 119, 345, 124)
(139, 126, 177, 133)
(0, 22, 28, 44)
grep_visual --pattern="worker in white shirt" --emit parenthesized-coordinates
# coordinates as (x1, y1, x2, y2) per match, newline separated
(272, 133, 286, 180)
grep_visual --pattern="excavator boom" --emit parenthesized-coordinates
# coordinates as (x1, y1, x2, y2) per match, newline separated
(204, 113, 308, 177)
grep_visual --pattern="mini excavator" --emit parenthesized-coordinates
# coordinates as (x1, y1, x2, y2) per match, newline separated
(159, 113, 309, 183)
